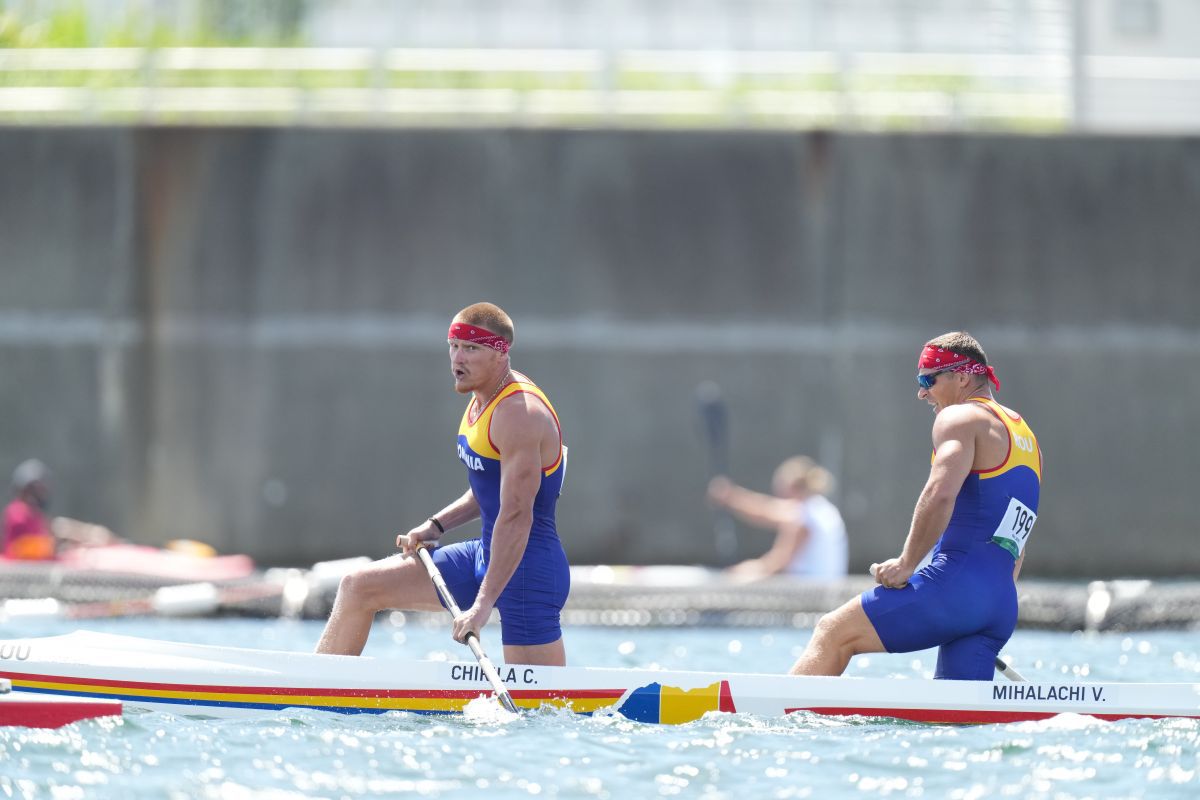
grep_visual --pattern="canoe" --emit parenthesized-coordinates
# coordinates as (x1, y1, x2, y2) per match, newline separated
(1, 631, 1197, 725)
(0, 676, 122, 728)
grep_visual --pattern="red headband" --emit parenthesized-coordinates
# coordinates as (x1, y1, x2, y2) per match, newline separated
(919, 345, 1000, 391)
(448, 322, 510, 354)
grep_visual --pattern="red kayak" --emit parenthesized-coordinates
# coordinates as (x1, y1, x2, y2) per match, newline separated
(55, 543, 255, 583)
(1, 542, 255, 584)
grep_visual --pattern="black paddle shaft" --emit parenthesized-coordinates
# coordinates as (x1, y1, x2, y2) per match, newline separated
(696, 382, 737, 560)
(696, 381, 729, 474)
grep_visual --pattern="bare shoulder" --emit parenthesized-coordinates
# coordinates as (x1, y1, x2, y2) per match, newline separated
(490, 390, 558, 444)
(932, 402, 991, 441)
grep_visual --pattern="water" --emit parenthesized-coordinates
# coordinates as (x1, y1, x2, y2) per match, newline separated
(2, 617, 1198, 799)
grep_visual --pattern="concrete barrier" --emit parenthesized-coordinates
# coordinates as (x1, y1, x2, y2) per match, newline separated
(1, 126, 1197, 577)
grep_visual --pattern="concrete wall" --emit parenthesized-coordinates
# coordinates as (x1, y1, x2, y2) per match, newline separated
(2, 126, 1198, 577)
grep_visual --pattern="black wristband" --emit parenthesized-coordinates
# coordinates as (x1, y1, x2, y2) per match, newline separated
(428, 516, 445, 534)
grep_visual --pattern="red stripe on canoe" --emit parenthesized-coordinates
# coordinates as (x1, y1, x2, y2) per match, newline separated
(0, 671, 624, 701)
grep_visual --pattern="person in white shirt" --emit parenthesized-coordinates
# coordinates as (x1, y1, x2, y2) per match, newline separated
(708, 456, 848, 581)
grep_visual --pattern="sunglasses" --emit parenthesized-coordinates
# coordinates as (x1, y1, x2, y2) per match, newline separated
(916, 367, 959, 389)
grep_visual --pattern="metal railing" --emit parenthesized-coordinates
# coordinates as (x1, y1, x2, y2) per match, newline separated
(1, 46, 1197, 129)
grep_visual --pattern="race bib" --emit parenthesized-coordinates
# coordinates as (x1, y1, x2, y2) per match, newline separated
(992, 496, 1037, 558)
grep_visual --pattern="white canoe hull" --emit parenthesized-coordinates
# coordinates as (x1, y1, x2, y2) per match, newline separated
(2, 631, 1198, 725)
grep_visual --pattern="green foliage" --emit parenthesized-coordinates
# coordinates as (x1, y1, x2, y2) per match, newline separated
(0, 1, 311, 48)
(0, 13, 19, 47)
(0, 2, 91, 47)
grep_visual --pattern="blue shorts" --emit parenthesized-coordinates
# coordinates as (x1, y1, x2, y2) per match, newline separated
(861, 542, 1017, 680)
(430, 537, 570, 647)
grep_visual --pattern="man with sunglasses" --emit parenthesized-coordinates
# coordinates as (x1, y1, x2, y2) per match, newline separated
(789, 331, 1042, 680)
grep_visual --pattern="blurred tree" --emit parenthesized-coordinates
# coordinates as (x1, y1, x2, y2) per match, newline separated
(198, 0, 312, 45)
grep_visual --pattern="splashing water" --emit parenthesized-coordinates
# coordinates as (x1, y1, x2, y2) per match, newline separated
(462, 693, 521, 724)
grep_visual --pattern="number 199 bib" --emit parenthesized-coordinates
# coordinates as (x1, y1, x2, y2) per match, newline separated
(991, 496, 1036, 558)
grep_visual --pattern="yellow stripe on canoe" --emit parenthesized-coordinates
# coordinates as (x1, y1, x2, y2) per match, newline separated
(13, 679, 621, 714)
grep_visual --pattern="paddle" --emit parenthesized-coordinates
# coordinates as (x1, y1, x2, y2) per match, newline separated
(695, 381, 737, 561)
(993, 656, 1026, 682)
(398, 535, 519, 714)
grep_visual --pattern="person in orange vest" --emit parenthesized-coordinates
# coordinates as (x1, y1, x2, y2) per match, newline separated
(2, 459, 56, 560)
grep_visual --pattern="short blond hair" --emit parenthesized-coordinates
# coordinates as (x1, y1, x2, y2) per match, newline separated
(453, 302, 515, 345)
(773, 456, 834, 496)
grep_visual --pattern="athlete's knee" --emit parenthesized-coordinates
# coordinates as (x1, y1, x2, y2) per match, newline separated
(809, 611, 833, 641)
(813, 603, 879, 658)
(336, 568, 390, 611)
(811, 607, 850, 645)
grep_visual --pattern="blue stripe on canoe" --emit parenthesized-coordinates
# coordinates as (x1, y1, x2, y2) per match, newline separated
(14, 686, 599, 716)
(13, 686, 454, 715)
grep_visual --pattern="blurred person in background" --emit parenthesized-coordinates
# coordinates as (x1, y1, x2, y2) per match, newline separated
(2, 459, 116, 560)
(3, 459, 55, 560)
(317, 302, 571, 666)
(708, 456, 848, 581)
(789, 331, 1041, 680)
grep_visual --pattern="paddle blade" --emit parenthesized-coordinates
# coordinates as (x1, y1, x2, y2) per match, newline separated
(696, 381, 737, 560)
(465, 634, 520, 714)
(695, 381, 729, 475)
(497, 690, 519, 714)
(994, 656, 1026, 682)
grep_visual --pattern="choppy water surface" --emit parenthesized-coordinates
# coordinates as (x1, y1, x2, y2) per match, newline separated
(2, 618, 1198, 799)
